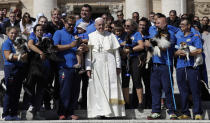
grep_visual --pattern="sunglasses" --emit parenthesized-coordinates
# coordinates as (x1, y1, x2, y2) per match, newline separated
(24, 16, 30, 18)
(68, 23, 75, 27)
(117, 14, 123, 16)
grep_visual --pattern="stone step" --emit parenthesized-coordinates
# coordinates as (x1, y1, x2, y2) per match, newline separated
(1, 107, 210, 120)
(0, 120, 210, 123)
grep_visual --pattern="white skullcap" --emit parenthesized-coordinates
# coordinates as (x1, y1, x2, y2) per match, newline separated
(95, 17, 104, 23)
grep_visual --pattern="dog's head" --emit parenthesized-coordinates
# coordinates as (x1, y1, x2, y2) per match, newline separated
(39, 37, 57, 54)
(14, 36, 29, 55)
(180, 42, 188, 49)
(150, 38, 158, 47)
(38, 37, 64, 62)
(156, 27, 170, 40)
(14, 37, 27, 47)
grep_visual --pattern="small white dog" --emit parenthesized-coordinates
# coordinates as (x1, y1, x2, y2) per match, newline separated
(179, 42, 203, 68)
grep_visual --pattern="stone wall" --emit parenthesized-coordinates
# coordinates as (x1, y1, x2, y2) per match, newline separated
(194, 0, 210, 18)
(20, 0, 33, 17)
(0, 0, 209, 20)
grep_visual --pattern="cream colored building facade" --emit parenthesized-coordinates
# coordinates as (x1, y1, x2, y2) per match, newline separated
(0, 0, 209, 20)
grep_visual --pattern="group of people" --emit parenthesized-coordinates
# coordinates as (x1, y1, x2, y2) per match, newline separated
(0, 3, 210, 121)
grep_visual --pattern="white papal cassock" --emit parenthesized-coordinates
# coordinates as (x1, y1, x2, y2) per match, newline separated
(85, 30, 126, 118)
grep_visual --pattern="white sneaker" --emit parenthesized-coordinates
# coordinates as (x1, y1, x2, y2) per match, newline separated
(28, 105, 34, 112)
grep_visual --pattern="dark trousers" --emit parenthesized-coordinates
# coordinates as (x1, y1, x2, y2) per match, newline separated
(58, 67, 81, 116)
(131, 57, 151, 107)
(150, 64, 175, 114)
(176, 67, 202, 115)
(3, 65, 26, 117)
(80, 72, 89, 107)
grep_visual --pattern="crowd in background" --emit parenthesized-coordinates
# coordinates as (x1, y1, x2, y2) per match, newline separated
(0, 3, 210, 121)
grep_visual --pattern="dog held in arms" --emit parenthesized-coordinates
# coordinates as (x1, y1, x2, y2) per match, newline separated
(12, 36, 30, 62)
(0, 36, 29, 106)
(145, 28, 171, 69)
(23, 37, 64, 97)
(178, 42, 203, 68)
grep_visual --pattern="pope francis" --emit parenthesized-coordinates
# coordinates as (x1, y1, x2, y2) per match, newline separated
(85, 17, 126, 118)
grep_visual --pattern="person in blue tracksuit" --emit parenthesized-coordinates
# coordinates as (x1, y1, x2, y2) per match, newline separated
(53, 15, 83, 120)
(147, 14, 177, 120)
(175, 18, 203, 120)
(2, 27, 27, 120)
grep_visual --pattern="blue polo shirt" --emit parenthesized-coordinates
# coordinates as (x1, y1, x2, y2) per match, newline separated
(28, 33, 51, 68)
(74, 18, 96, 35)
(126, 31, 143, 57)
(2, 38, 22, 66)
(77, 33, 88, 40)
(175, 27, 201, 39)
(149, 26, 177, 65)
(176, 33, 202, 69)
(29, 32, 52, 44)
(148, 26, 157, 39)
(29, 32, 38, 44)
(141, 34, 150, 41)
(53, 28, 77, 68)
(116, 34, 125, 44)
(149, 25, 179, 39)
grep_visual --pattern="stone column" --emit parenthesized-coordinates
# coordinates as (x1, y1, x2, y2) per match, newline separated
(33, 0, 57, 20)
(161, 0, 187, 17)
(125, 0, 149, 19)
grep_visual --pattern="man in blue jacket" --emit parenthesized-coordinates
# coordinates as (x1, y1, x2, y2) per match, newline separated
(175, 18, 203, 120)
(147, 14, 177, 120)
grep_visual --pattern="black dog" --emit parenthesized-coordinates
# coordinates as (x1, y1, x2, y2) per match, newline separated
(200, 80, 210, 101)
(24, 37, 64, 96)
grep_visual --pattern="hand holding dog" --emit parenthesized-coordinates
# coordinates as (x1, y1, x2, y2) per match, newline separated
(21, 53, 28, 61)
(40, 52, 46, 60)
(189, 49, 202, 56)
(175, 50, 186, 56)
(144, 40, 151, 48)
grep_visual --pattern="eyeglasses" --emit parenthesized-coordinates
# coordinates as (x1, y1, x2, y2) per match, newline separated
(117, 14, 123, 17)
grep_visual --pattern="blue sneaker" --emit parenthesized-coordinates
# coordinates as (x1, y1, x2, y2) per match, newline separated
(3, 115, 13, 121)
